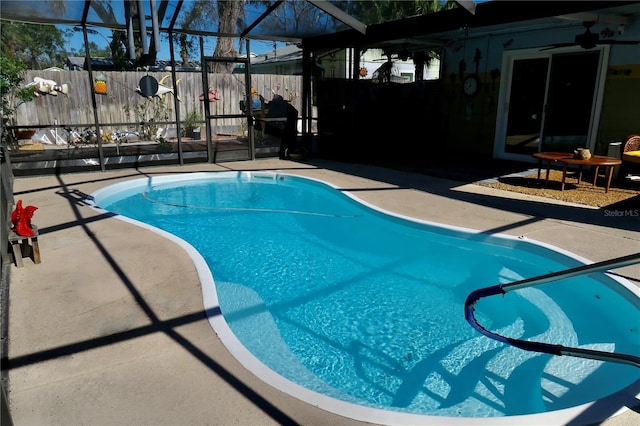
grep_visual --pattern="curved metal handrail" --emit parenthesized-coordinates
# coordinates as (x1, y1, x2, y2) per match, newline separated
(465, 252, 640, 368)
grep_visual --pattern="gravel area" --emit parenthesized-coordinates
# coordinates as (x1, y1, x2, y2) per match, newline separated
(478, 170, 639, 208)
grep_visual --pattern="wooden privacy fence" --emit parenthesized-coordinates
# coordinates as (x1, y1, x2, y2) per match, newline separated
(14, 70, 303, 133)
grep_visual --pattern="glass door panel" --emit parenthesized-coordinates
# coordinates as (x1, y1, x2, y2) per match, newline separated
(540, 51, 600, 152)
(496, 47, 605, 161)
(504, 58, 548, 155)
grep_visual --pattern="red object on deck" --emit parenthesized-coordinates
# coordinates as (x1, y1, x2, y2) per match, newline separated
(11, 199, 38, 237)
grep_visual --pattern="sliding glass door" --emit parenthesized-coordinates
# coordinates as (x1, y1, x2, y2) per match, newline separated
(495, 47, 608, 161)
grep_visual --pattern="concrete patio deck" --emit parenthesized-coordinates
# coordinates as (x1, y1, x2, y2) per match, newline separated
(2, 158, 639, 425)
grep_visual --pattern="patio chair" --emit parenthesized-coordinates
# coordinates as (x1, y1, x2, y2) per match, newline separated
(621, 134, 640, 180)
(622, 135, 640, 161)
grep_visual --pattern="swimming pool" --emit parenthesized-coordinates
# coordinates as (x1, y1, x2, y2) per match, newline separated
(90, 171, 640, 425)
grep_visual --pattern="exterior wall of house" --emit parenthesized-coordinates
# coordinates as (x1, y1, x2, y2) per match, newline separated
(598, 64, 640, 149)
(598, 18, 640, 147)
(439, 39, 500, 156)
(439, 21, 640, 158)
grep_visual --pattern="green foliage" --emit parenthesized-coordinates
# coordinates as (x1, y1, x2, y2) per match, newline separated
(175, 33, 194, 66)
(68, 27, 129, 70)
(123, 97, 170, 140)
(183, 106, 203, 132)
(173, 0, 214, 64)
(110, 30, 129, 70)
(82, 41, 111, 58)
(0, 21, 66, 69)
(335, 0, 457, 24)
(0, 54, 37, 121)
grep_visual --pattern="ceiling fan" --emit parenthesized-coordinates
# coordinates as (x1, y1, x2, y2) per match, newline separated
(542, 21, 640, 50)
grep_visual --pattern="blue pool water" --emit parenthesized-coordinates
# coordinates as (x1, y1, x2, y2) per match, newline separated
(91, 171, 640, 423)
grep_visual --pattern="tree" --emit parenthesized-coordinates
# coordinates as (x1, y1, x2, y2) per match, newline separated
(172, 0, 243, 72)
(109, 30, 129, 70)
(337, 0, 458, 24)
(82, 41, 112, 58)
(1, 53, 37, 145)
(71, 27, 128, 69)
(212, 0, 243, 73)
(255, 1, 328, 37)
(0, 21, 66, 69)
(82, 2, 128, 69)
(172, 1, 213, 66)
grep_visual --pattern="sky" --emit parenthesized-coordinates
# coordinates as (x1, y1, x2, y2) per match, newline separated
(60, 0, 479, 60)
(63, 25, 283, 60)
(57, 0, 286, 60)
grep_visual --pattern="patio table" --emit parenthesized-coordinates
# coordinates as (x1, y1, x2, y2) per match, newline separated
(559, 155, 622, 193)
(532, 151, 573, 187)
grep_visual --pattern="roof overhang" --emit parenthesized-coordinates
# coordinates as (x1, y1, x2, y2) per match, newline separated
(303, 1, 640, 52)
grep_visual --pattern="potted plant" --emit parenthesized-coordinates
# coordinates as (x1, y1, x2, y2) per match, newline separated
(183, 106, 203, 140)
(155, 136, 173, 153)
(1, 53, 37, 147)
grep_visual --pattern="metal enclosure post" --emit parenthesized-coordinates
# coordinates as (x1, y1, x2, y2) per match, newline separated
(81, 26, 105, 171)
(199, 37, 213, 163)
(168, 30, 184, 165)
(301, 48, 312, 140)
(246, 39, 256, 161)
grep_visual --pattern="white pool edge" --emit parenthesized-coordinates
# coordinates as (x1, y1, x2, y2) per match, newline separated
(88, 171, 640, 426)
